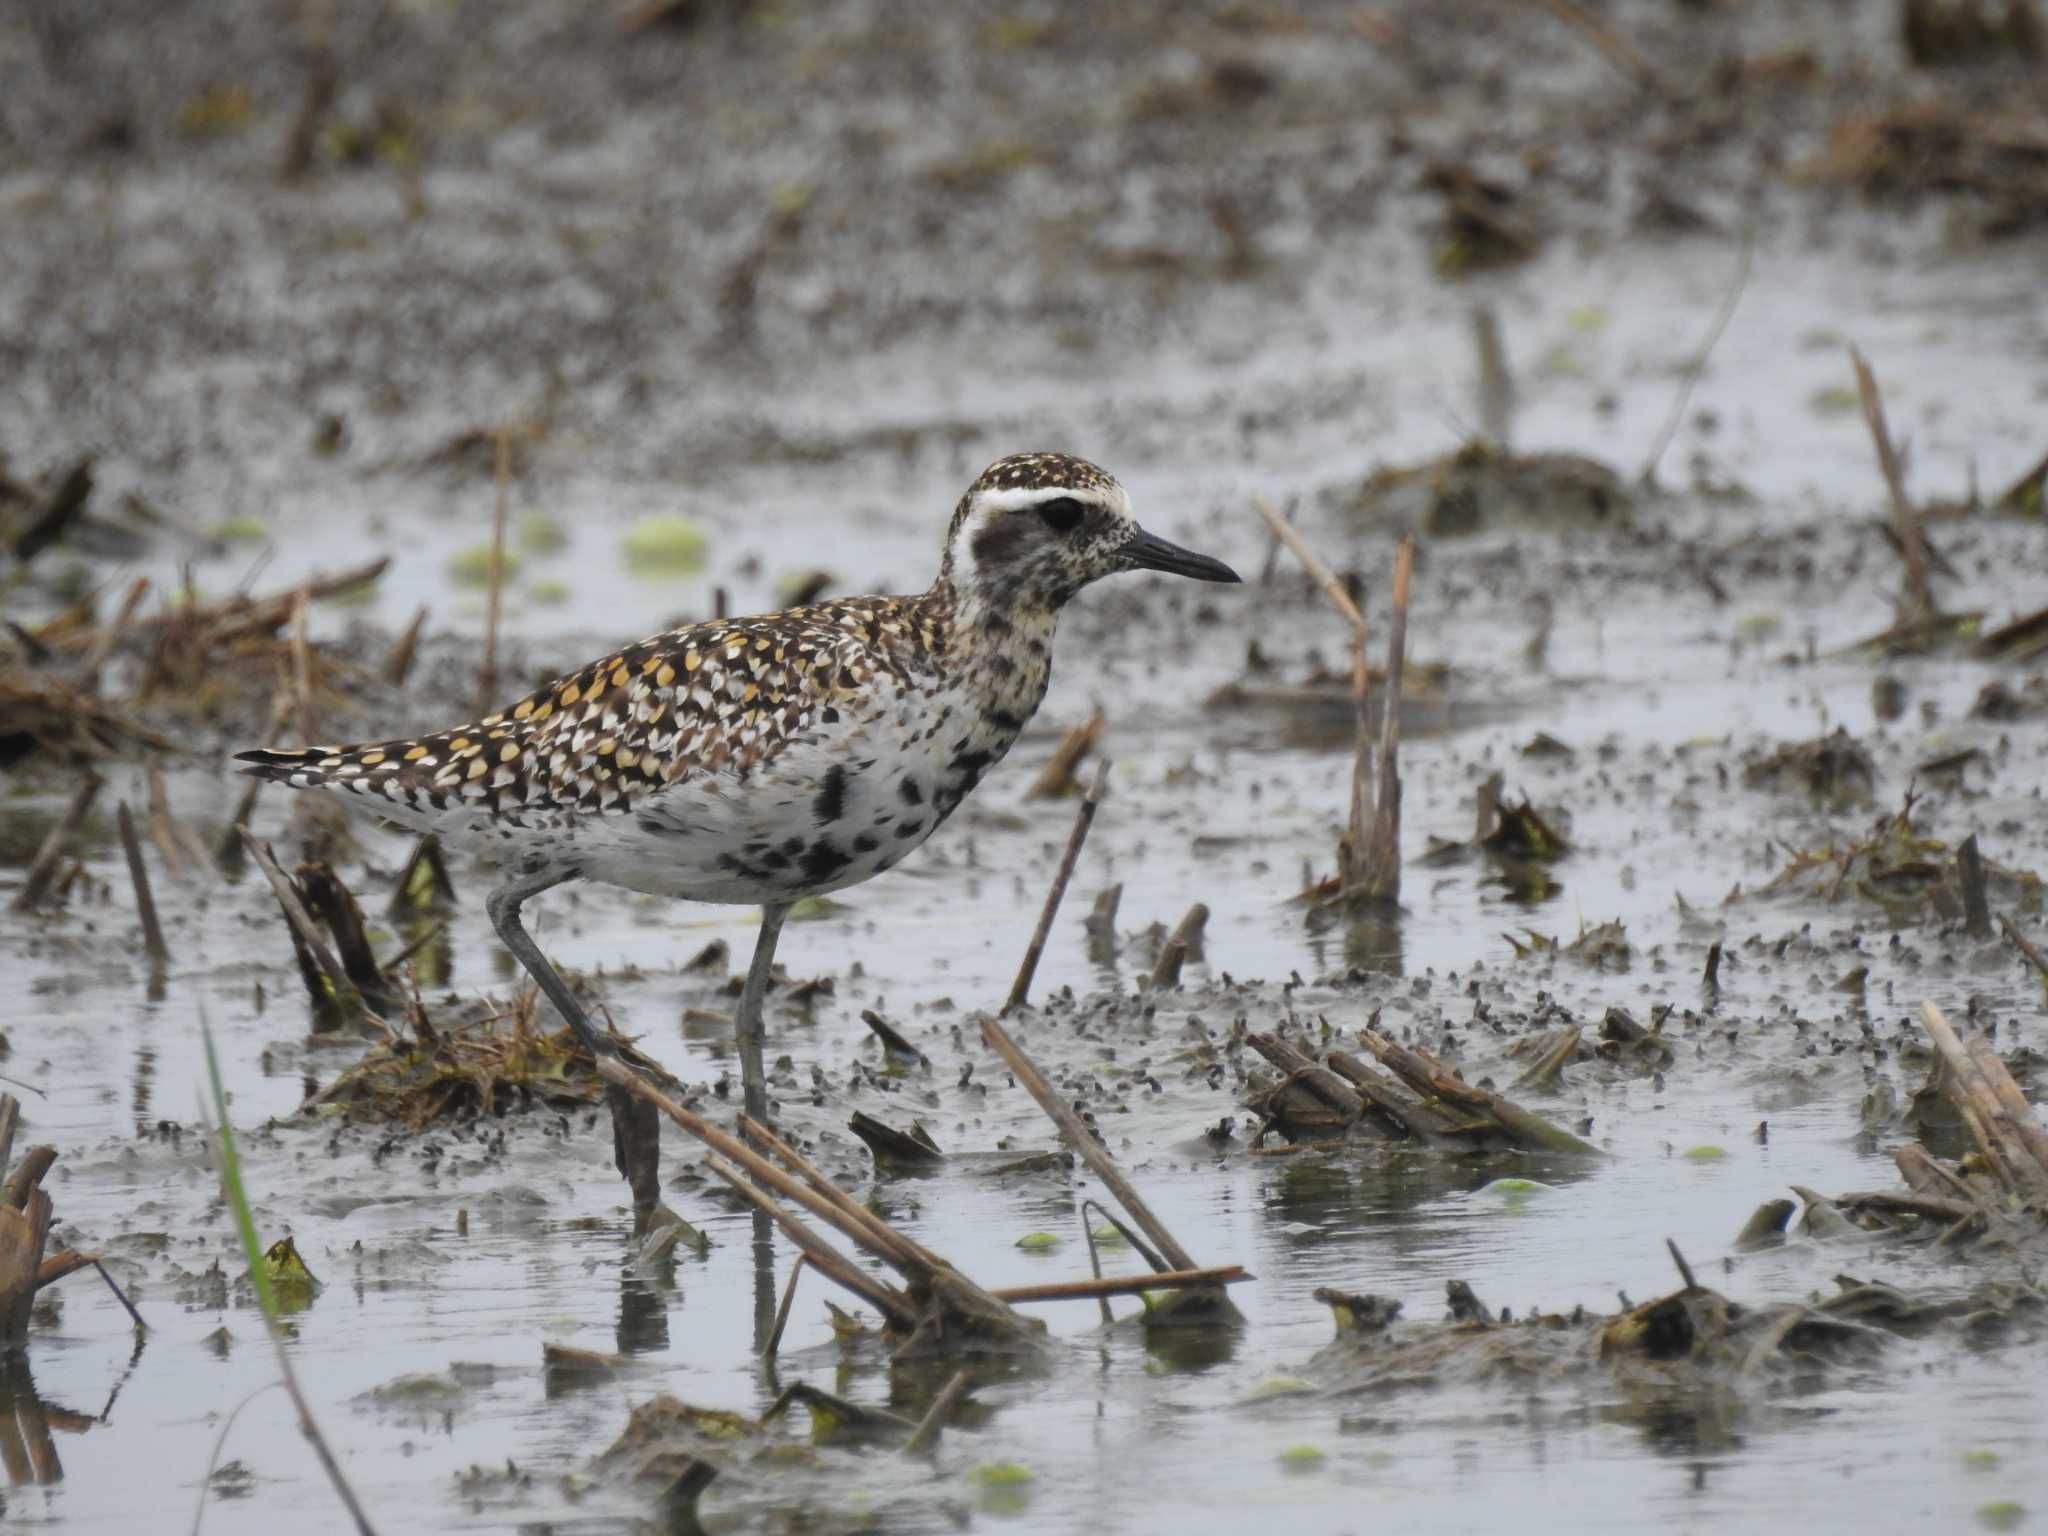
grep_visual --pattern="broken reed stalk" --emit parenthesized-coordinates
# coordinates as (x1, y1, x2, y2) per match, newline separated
(1253, 497, 1381, 895)
(992, 1265, 1251, 1305)
(701, 1152, 918, 1332)
(762, 1253, 809, 1360)
(115, 803, 169, 975)
(1003, 757, 1111, 1014)
(2000, 915, 2048, 995)
(1851, 347, 1934, 620)
(592, 1057, 1016, 1339)
(478, 430, 511, 713)
(10, 457, 94, 563)
(739, 1114, 944, 1274)
(1356, 1025, 1603, 1156)
(0, 1093, 109, 1351)
(1360, 537, 1414, 903)
(903, 1367, 971, 1457)
(1024, 708, 1104, 799)
(979, 1013, 1204, 1277)
(14, 772, 101, 913)
(199, 1021, 378, 1535)
(382, 604, 427, 688)
(1956, 833, 1993, 938)
(81, 575, 151, 680)
(1917, 1000, 2048, 1204)
(240, 831, 372, 1024)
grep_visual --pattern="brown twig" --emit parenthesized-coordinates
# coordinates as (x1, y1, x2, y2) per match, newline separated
(1359, 537, 1414, 902)
(762, 1253, 808, 1361)
(478, 430, 511, 713)
(116, 803, 169, 975)
(241, 831, 371, 1025)
(2000, 915, 2048, 998)
(1003, 757, 1111, 1014)
(1254, 496, 1376, 889)
(1356, 1025, 1603, 1156)
(903, 1368, 971, 1457)
(1918, 1000, 2048, 1203)
(10, 458, 94, 563)
(701, 1153, 918, 1331)
(1851, 347, 1933, 620)
(1024, 709, 1104, 799)
(740, 1114, 942, 1275)
(980, 1013, 1206, 1278)
(992, 1265, 1252, 1304)
(382, 605, 427, 688)
(13, 772, 101, 912)
(1956, 834, 1993, 938)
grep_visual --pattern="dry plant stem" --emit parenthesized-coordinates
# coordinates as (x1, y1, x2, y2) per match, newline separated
(1356, 1026, 1603, 1155)
(11, 458, 94, 563)
(1851, 347, 1933, 619)
(762, 1254, 808, 1360)
(992, 1266, 1251, 1304)
(701, 1153, 917, 1330)
(1360, 538, 1414, 901)
(979, 1013, 1201, 1274)
(903, 1367, 971, 1457)
(1252, 498, 1366, 631)
(1024, 709, 1104, 799)
(382, 605, 427, 688)
(1526, 0, 1662, 88)
(739, 1116, 942, 1274)
(478, 431, 511, 713)
(1254, 497, 1377, 883)
(115, 803, 169, 973)
(1639, 225, 1754, 484)
(1957, 834, 1992, 937)
(1003, 757, 1111, 1014)
(14, 772, 101, 912)
(2000, 915, 2048, 991)
(1919, 1000, 2048, 1201)
(240, 832, 371, 1022)
(82, 576, 151, 679)
(594, 1058, 927, 1306)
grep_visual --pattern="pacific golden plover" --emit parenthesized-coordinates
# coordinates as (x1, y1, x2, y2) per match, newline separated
(237, 451, 1241, 1134)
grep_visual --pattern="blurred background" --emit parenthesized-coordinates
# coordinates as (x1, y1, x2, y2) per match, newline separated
(4, 0, 2042, 644)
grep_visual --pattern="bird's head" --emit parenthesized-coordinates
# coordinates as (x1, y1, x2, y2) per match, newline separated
(939, 451, 1241, 611)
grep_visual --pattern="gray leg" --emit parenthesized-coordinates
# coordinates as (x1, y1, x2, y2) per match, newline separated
(737, 903, 791, 1122)
(485, 867, 614, 1059)
(488, 868, 669, 1228)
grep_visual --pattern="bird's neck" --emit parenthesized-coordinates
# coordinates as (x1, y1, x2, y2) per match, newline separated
(919, 577, 1059, 721)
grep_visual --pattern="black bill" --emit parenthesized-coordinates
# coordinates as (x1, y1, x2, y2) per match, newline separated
(1121, 526, 1242, 583)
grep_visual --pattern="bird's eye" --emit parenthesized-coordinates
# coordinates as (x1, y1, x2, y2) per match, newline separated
(1037, 496, 1086, 533)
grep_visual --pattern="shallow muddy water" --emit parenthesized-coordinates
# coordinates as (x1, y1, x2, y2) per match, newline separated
(5, 2, 2048, 1532)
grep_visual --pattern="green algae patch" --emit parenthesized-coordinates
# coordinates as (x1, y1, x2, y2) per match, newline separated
(622, 516, 709, 577)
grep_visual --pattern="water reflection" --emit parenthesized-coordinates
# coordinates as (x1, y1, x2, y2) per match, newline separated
(0, 1355, 95, 1486)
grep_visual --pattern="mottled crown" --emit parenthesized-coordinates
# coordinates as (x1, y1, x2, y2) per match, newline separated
(969, 451, 1120, 496)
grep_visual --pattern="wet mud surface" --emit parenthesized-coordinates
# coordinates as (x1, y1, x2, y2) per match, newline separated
(4, 1, 2048, 1532)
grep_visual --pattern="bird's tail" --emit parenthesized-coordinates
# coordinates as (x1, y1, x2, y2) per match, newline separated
(234, 746, 351, 789)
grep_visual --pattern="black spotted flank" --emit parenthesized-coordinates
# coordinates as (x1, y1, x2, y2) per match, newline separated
(985, 709, 1022, 734)
(894, 819, 926, 840)
(814, 763, 848, 825)
(801, 840, 853, 884)
(897, 776, 924, 807)
(852, 833, 880, 854)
